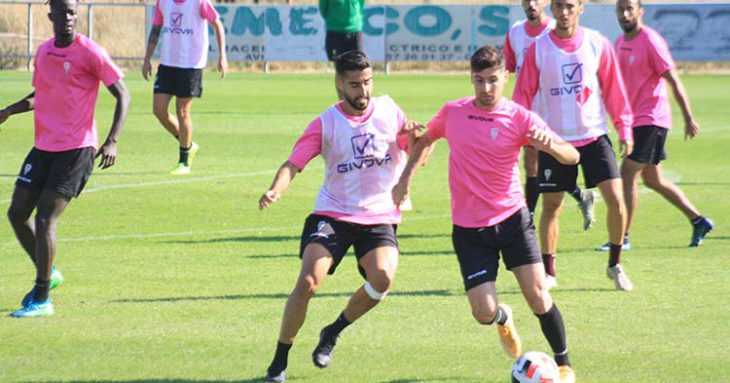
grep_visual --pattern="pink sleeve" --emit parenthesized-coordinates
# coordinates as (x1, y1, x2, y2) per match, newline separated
(426, 105, 447, 140)
(648, 33, 674, 76)
(91, 43, 124, 87)
(288, 118, 323, 171)
(503, 33, 516, 73)
(512, 44, 539, 109)
(598, 36, 633, 141)
(200, 0, 219, 24)
(152, 0, 163, 26)
(519, 107, 553, 147)
(394, 105, 409, 151)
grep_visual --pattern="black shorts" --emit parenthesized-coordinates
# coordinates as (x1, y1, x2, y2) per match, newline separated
(299, 214, 398, 278)
(627, 125, 668, 165)
(538, 135, 620, 192)
(452, 208, 541, 291)
(15, 147, 95, 198)
(154, 64, 203, 98)
(325, 31, 364, 61)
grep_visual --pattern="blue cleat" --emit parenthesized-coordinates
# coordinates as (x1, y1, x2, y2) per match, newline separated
(690, 217, 714, 247)
(595, 236, 631, 252)
(11, 298, 54, 318)
(21, 267, 63, 306)
(265, 370, 286, 383)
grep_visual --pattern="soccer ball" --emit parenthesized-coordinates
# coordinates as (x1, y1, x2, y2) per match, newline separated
(510, 351, 559, 383)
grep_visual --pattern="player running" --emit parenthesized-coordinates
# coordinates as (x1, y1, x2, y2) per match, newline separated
(142, 0, 227, 174)
(607, 0, 714, 249)
(504, 0, 595, 240)
(392, 46, 578, 383)
(0, 0, 130, 318)
(259, 51, 420, 383)
(513, 0, 636, 291)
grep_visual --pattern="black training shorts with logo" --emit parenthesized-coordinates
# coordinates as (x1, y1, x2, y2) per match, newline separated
(299, 214, 398, 278)
(15, 147, 95, 198)
(325, 31, 364, 61)
(538, 134, 620, 192)
(452, 208, 541, 291)
(627, 125, 668, 165)
(154, 64, 203, 98)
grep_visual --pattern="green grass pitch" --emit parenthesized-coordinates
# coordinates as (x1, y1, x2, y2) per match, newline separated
(0, 70, 728, 382)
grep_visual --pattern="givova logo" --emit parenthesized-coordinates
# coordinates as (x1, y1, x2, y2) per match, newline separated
(337, 133, 392, 173)
(550, 62, 583, 96)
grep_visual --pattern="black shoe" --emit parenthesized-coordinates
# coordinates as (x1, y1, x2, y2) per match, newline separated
(690, 217, 714, 247)
(312, 328, 339, 368)
(265, 369, 286, 382)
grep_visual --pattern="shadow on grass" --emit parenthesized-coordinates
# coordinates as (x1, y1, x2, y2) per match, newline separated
(108, 286, 614, 305)
(378, 378, 474, 383)
(249, 250, 454, 259)
(165, 232, 450, 245)
(109, 289, 459, 303)
(20, 380, 272, 383)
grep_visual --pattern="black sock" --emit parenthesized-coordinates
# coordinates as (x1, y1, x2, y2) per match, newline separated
(492, 305, 508, 326)
(536, 304, 570, 367)
(326, 312, 352, 338)
(267, 341, 292, 376)
(32, 279, 50, 302)
(609, 244, 622, 267)
(542, 253, 556, 277)
(179, 146, 191, 166)
(525, 176, 539, 214)
(569, 186, 583, 202)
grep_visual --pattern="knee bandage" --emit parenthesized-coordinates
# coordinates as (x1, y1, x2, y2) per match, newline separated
(363, 281, 388, 300)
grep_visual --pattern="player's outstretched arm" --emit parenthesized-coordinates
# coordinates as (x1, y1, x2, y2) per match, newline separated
(0, 92, 35, 125)
(212, 20, 228, 78)
(663, 68, 699, 140)
(142, 25, 161, 81)
(528, 126, 579, 165)
(392, 133, 437, 207)
(96, 80, 130, 169)
(259, 161, 299, 210)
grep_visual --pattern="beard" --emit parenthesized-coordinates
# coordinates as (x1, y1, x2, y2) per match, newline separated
(344, 94, 369, 111)
(526, 11, 538, 21)
(621, 20, 638, 33)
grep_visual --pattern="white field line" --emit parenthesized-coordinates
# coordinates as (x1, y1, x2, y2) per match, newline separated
(1, 213, 452, 247)
(0, 166, 323, 204)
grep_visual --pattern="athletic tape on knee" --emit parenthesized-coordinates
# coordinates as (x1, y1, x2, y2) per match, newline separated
(363, 281, 388, 300)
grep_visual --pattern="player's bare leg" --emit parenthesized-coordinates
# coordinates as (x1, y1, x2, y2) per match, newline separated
(540, 192, 564, 288)
(513, 263, 572, 371)
(266, 243, 333, 381)
(524, 146, 540, 214)
(312, 246, 398, 368)
(7, 186, 42, 263)
(597, 178, 633, 291)
(152, 93, 179, 137)
(466, 281, 522, 358)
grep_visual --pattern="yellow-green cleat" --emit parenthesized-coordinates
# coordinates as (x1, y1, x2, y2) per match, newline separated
(170, 162, 191, 175)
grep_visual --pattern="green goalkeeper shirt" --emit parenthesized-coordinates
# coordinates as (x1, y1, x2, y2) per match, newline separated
(318, 0, 365, 33)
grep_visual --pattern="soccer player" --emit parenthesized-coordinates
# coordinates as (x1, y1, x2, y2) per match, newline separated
(611, 0, 713, 248)
(0, 0, 130, 318)
(319, 0, 365, 99)
(392, 46, 578, 383)
(513, 0, 636, 291)
(259, 51, 419, 383)
(142, 0, 227, 175)
(504, 0, 595, 236)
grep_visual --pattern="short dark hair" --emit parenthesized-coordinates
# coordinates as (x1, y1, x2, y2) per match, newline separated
(470, 45, 505, 72)
(335, 51, 371, 76)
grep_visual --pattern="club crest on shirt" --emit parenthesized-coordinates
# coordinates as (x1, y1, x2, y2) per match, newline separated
(63, 62, 70, 76)
(311, 220, 335, 239)
(490, 127, 499, 141)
